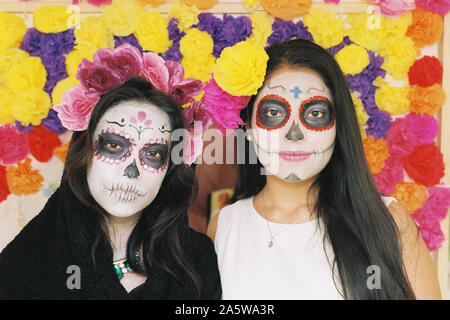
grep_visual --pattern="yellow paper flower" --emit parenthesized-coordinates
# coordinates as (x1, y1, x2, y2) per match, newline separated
(335, 44, 370, 76)
(0, 86, 15, 124)
(352, 93, 368, 139)
(33, 5, 76, 33)
(52, 76, 80, 105)
(102, 0, 146, 37)
(180, 28, 214, 57)
(11, 88, 52, 126)
(392, 182, 427, 214)
(66, 48, 96, 76)
(168, 1, 200, 32)
(303, 9, 344, 49)
(0, 48, 29, 84)
(6, 158, 44, 196)
(181, 0, 217, 10)
(247, 12, 273, 49)
(6, 56, 47, 93)
(74, 16, 114, 52)
(213, 41, 268, 96)
(182, 54, 215, 82)
(362, 136, 390, 174)
(379, 36, 418, 80)
(374, 77, 410, 115)
(0, 12, 27, 50)
(135, 12, 172, 54)
(137, 0, 167, 7)
(242, 0, 260, 9)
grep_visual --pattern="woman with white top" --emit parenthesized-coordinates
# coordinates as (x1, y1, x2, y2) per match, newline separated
(207, 39, 441, 300)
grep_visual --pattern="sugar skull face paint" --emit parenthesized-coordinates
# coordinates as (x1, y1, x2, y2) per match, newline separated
(250, 68, 336, 182)
(87, 101, 172, 218)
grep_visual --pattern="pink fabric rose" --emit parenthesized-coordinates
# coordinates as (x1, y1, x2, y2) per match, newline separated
(0, 124, 29, 165)
(166, 61, 203, 106)
(77, 58, 122, 97)
(142, 52, 170, 93)
(370, 0, 416, 18)
(53, 85, 99, 131)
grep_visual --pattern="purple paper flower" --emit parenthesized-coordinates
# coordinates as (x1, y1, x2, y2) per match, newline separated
(42, 55, 69, 95)
(21, 28, 75, 57)
(162, 43, 182, 63)
(168, 18, 186, 42)
(327, 36, 352, 57)
(295, 21, 313, 41)
(365, 109, 392, 139)
(42, 109, 67, 134)
(114, 35, 143, 53)
(267, 18, 297, 46)
(15, 121, 34, 133)
(163, 18, 185, 62)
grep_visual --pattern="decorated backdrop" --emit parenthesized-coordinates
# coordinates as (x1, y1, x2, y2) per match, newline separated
(0, 0, 450, 255)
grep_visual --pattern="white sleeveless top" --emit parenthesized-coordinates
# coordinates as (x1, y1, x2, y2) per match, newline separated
(214, 195, 396, 300)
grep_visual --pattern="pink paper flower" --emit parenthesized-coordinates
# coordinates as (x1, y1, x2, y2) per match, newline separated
(77, 58, 123, 97)
(53, 85, 99, 131)
(142, 52, 170, 93)
(324, 0, 340, 3)
(385, 117, 415, 158)
(201, 76, 250, 135)
(0, 124, 29, 165)
(405, 113, 439, 145)
(93, 44, 143, 83)
(418, 186, 450, 221)
(370, 0, 416, 18)
(373, 156, 404, 194)
(416, 221, 444, 251)
(166, 61, 203, 106)
(415, 0, 450, 16)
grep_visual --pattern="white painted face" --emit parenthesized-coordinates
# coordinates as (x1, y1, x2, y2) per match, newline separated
(87, 100, 172, 217)
(249, 67, 336, 182)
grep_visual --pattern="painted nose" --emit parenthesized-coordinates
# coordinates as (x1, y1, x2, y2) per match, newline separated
(124, 159, 140, 179)
(285, 121, 304, 142)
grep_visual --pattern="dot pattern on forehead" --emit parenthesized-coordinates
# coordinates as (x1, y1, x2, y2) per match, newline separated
(299, 96, 335, 132)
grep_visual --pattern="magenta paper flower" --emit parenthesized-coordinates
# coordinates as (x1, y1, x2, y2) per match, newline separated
(370, 0, 416, 18)
(201, 76, 250, 135)
(94, 44, 143, 83)
(142, 52, 170, 93)
(53, 85, 99, 131)
(372, 156, 404, 194)
(0, 124, 29, 165)
(77, 58, 122, 97)
(415, 0, 450, 16)
(405, 113, 439, 146)
(166, 61, 203, 106)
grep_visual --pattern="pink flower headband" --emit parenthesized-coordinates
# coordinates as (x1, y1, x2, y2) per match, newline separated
(53, 43, 209, 164)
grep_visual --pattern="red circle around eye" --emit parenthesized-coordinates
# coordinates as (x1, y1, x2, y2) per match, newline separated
(299, 96, 335, 132)
(255, 94, 292, 131)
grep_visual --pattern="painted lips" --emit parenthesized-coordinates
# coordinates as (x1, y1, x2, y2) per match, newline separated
(278, 151, 311, 162)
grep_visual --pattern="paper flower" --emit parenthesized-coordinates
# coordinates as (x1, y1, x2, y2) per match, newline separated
(0, 124, 29, 165)
(409, 84, 446, 116)
(0, 48, 29, 84)
(0, 165, 10, 202)
(27, 125, 61, 163)
(369, 0, 415, 18)
(0, 87, 15, 124)
(73, 0, 112, 5)
(415, 0, 450, 16)
(74, 16, 114, 52)
(5, 158, 44, 195)
(415, 221, 445, 251)
(0, 12, 28, 50)
(102, 1, 145, 36)
(365, 109, 391, 139)
(41, 55, 68, 95)
(21, 28, 75, 57)
(247, 12, 273, 49)
(33, 5, 76, 33)
(303, 9, 345, 49)
(54, 142, 70, 163)
(51, 76, 80, 105)
(267, 18, 297, 46)
(201, 76, 250, 135)
(181, 0, 218, 9)
(373, 156, 404, 195)
(373, 77, 410, 115)
(404, 144, 444, 187)
(65, 48, 96, 76)
(135, 12, 172, 54)
(385, 117, 414, 158)
(335, 44, 370, 76)
(380, 36, 418, 80)
(41, 109, 67, 134)
(362, 136, 390, 174)
(408, 56, 443, 87)
(181, 54, 215, 82)
(405, 113, 439, 145)
(392, 182, 428, 214)
(213, 41, 268, 96)
(53, 85, 99, 131)
(420, 186, 450, 221)
(352, 93, 369, 138)
(168, 1, 200, 32)
(261, 0, 312, 20)
(179, 28, 214, 57)
(406, 8, 443, 48)
(6, 56, 47, 93)
(114, 35, 143, 52)
(10, 89, 52, 127)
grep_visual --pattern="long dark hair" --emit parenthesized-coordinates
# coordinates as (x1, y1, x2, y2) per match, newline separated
(63, 77, 203, 297)
(235, 39, 416, 299)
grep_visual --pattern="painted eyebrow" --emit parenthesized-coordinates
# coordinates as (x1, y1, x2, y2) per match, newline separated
(106, 119, 126, 127)
(267, 81, 287, 92)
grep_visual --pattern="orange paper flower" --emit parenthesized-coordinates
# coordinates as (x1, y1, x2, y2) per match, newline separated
(409, 84, 446, 116)
(392, 182, 428, 214)
(54, 142, 70, 163)
(137, 0, 167, 7)
(406, 8, 443, 48)
(181, 0, 217, 10)
(363, 136, 390, 174)
(5, 158, 44, 196)
(261, 0, 312, 20)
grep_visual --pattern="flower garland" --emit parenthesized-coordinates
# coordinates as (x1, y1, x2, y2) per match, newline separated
(1, 0, 449, 251)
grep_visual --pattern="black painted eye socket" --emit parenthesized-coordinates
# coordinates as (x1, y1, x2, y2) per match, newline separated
(139, 143, 169, 169)
(300, 98, 334, 130)
(97, 132, 132, 160)
(256, 95, 291, 130)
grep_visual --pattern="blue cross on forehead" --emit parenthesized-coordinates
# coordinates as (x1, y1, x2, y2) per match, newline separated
(290, 86, 302, 99)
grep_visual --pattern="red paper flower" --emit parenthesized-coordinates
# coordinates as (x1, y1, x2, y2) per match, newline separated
(28, 125, 62, 162)
(0, 165, 10, 202)
(404, 144, 445, 187)
(408, 56, 443, 87)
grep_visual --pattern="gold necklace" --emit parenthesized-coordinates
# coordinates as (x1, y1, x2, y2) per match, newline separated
(261, 193, 304, 248)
